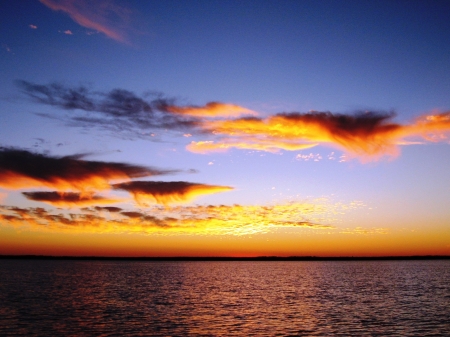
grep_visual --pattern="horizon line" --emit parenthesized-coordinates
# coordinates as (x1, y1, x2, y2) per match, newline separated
(1, 255, 449, 261)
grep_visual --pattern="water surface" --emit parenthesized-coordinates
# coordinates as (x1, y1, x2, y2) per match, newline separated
(0, 260, 449, 336)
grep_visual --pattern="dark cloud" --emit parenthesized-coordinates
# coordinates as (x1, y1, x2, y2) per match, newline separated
(113, 180, 233, 205)
(0, 205, 104, 228)
(22, 191, 118, 207)
(276, 110, 399, 137)
(0, 147, 179, 191)
(16, 80, 200, 135)
(94, 206, 122, 212)
(121, 211, 143, 218)
(120, 211, 169, 227)
(276, 111, 401, 154)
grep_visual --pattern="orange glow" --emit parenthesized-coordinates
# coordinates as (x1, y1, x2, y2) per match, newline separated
(167, 102, 257, 118)
(1, 223, 449, 257)
(409, 111, 450, 141)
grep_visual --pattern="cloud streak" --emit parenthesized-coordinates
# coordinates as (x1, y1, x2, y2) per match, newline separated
(0, 148, 177, 192)
(114, 181, 233, 206)
(166, 102, 257, 118)
(187, 139, 318, 154)
(39, 0, 132, 43)
(22, 191, 121, 207)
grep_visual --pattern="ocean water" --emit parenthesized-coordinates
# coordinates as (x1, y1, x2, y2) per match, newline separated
(0, 260, 449, 336)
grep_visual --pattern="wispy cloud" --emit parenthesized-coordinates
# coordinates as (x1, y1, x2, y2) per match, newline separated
(113, 181, 233, 206)
(39, 0, 132, 43)
(16, 81, 200, 136)
(0, 148, 177, 192)
(0, 199, 344, 235)
(17, 81, 256, 137)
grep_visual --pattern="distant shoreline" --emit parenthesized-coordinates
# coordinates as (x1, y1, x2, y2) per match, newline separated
(1, 255, 449, 261)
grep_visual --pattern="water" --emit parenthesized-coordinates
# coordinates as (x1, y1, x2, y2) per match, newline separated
(0, 260, 449, 336)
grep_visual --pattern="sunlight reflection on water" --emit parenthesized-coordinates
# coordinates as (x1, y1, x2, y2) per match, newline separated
(0, 260, 449, 336)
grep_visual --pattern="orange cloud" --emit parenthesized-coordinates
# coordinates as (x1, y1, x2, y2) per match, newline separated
(408, 111, 450, 141)
(22, 191, 121, 207)
(191, 111, 450, 159)
(39, 0, 131, 43)
(166, 102, 257, 118)
(197, 112, 402, 156)
(93, 206, 122, 213)
(0, 148, 176, 192)
(113, 181, 233, 206)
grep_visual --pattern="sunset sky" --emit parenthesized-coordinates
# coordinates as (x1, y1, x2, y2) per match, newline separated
(1, 0, 449, 257)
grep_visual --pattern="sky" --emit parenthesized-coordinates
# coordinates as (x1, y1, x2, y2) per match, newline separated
(0, 0, 449, 257)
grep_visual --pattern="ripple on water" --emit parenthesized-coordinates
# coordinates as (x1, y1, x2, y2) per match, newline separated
(0, 260, 449, 336)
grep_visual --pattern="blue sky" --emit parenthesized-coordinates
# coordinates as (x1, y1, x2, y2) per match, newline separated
(0, 0, 449, 256)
